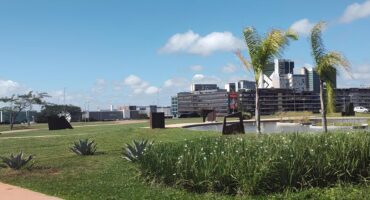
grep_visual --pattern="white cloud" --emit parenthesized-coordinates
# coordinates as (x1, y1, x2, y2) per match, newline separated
(159, 30, 200, 53)
(164, 77, 189, 88)
(340, 0, 370, 23)
(91, 78, 107, 93)
(192, 74, 222, 85)
(0, 79, 22, 96)
(351, 64, 370, 79)
(192, 74, 205, 81)
(145, 86, 160, 95)
(160, 30, 244, 56)
(124, 75, 142, 86)
(190, 65, 203, 72)
(290, 19, 315, 36)
(222, 63, 237, 73)
(123, 75, 158, 95)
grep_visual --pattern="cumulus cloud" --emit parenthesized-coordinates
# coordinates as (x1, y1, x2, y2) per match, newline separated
(290, 19, 315, 36)
(192, 74, 222, 85)
(190, 65, 203, 71)
(222, 63, 237, 73)
(123, 75, 159, 95)
(159, 30, 244, 56)
(0, 79, 22, 96)
(340, 0, 370, 23)
(164, 77, 189, 88)
(145, 86, 160, 94)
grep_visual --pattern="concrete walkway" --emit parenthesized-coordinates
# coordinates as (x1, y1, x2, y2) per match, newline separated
(0, 182, 62, 200)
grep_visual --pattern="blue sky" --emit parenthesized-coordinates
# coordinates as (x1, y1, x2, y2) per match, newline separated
(1, 0, 370, 110)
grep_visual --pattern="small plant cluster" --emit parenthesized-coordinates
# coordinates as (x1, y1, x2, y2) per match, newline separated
(123, 139, 153, 162)
(1, 138, 98, 170)
(138, 132, 370, 195)
(70, 139, 97, 156)
(0, 151, 33, 170)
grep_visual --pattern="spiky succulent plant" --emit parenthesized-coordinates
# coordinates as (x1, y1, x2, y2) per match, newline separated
(0, 151, 33, 170)
(123, 139, 153, 162)
(71, 139, 97, 156)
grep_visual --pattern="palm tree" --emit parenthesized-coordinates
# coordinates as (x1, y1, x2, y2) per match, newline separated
(310, 22, 350, 133)
(236, 28, 298, 134)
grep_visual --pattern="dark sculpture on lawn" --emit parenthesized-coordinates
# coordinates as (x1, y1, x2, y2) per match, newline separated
(341, 103, 355, 116)
(201, 109, 216, 122)
(47, 115, 73, 130)
(222, 112, 245, 135)
(150, 112, 165, 129)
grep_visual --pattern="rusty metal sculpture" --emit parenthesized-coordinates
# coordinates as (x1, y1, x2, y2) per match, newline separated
(222, 112, 245, 135)
(201, 109, 216, 122)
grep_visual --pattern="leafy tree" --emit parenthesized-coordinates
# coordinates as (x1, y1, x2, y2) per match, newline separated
(236, 27, 298, 134)
(36, 104, 82, 123)
(0, 91, 49, 130)
(309, 22, 350, 133)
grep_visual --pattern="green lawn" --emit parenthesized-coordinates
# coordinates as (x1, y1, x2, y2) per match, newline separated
(0, 122, 369, 200)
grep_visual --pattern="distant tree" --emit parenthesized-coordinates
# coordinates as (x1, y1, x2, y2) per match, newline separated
(0, 91, 49, 130)
(309, 22, 350, 133)
(236, 27, 298, 134)
(36, 104, 82, 123)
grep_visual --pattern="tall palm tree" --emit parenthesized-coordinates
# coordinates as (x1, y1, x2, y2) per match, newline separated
(237, 28, 298, 134)
(310, 22, 350, 133)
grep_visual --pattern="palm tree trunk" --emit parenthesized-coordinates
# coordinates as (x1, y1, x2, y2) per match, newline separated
(255, 84, 261, 134)
(319, 80, 328, 133)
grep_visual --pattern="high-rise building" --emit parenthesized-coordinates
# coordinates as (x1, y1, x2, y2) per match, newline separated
(258, 59, 305, 91)
(302, 67, 320, 93)
(225, 80, 255, 92)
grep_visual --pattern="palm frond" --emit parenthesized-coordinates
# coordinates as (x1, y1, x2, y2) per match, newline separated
(235, 50, 251, 71)
(310, 21, 326, 64)
(259, 29, 298, 72)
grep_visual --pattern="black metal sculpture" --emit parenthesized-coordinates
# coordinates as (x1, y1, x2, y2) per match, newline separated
(342, 103, 355, 116)
(201, 109, 216, 122)
(222, 112, 245, 135)
(47, 116, 73, 130)
(150, 112, 165, 129)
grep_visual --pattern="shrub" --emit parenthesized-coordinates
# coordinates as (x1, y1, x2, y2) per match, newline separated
(0, 151, 33, 170)
(71, 139, 97, 156)
(123, 139, 153, 162)
(138, 132, 370, 195)
(242, 112, 252, 120)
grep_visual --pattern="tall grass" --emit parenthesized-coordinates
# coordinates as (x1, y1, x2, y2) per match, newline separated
(139, 132, 370, 195)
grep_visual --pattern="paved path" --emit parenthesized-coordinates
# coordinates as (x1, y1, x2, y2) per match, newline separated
(0, 182, 62, 200)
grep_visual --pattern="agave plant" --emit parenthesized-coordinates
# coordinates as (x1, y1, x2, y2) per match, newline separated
(0, 151, 33, 170)
(123, 139, 153, 162)
(70, 139, 97, 156)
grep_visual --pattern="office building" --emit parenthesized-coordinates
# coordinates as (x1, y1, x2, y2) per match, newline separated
(238, 89, 321, 115)
(177, 89, 229, 117)
(191, 84, 218, 92)
(225, 80, 255, 92)
(335, 88, 370, 111)
(260, 59, 295, 89)
(302, 67, 320, 93)
(171, 96, 178, 117)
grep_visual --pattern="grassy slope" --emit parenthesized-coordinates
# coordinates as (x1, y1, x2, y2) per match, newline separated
(0, 122, 369, 200)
